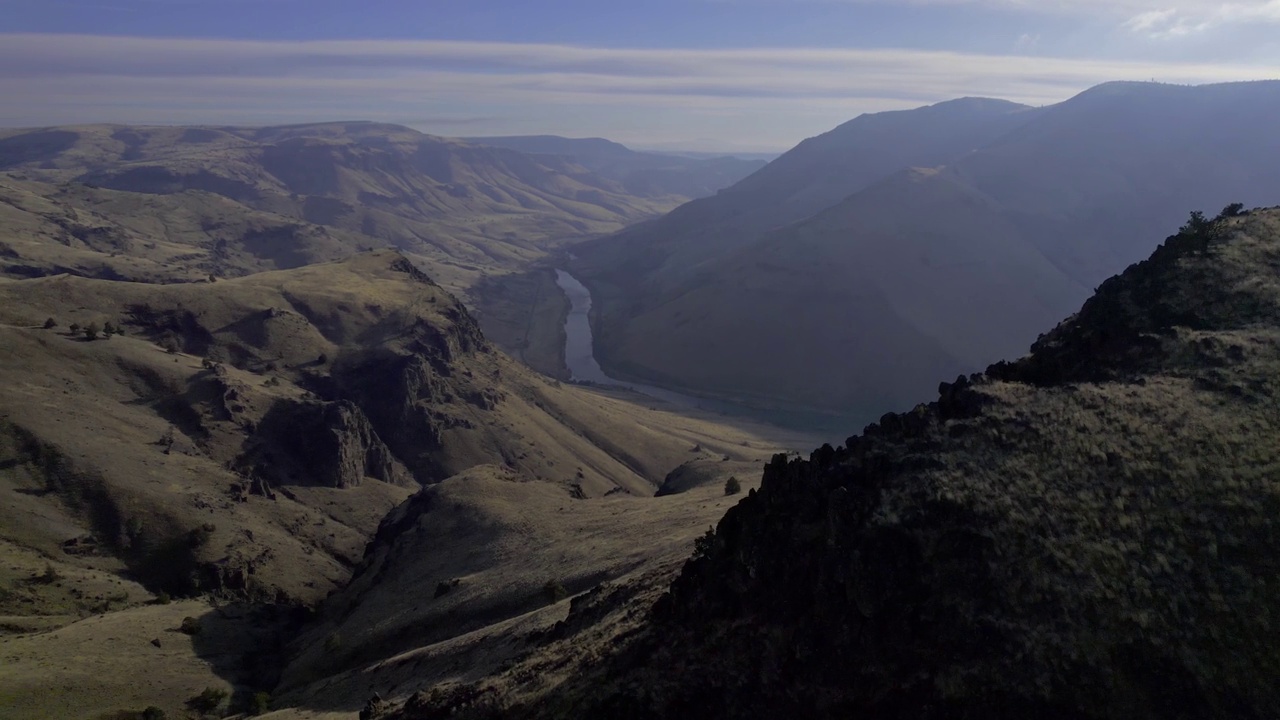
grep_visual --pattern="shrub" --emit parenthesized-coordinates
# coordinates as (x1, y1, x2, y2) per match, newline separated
(154, 591, 171, 605)
(186, 687, 228, 714)
(692, 527, 716, 560)
(543, 579, 568, 604)
(103, 321, 116, 335)
(179, 616, 201, 635)
(84, 322, 101, 341)
(724, 476, 742, 495)
(250, 691, 271, 715)
(37, 562, 61, 584)
(69, 322, 81, 335)
(43, 317, 56, 329)
(142, 707, 166, 720)
(324, 632, 342, 652)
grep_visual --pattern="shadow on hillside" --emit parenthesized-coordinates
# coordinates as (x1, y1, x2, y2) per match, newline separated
(187, 601, 310, 714)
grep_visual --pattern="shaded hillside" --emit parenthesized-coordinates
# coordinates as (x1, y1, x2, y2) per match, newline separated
(0, 122, 685, 293)
(573, 96, 1034, 299)
(463, 135, 767, 200)
(383, 207, 1280, 719)
(582, 81, 1280, 423)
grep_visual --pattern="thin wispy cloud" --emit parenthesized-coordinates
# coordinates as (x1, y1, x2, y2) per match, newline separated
(739, 0, 1280, 38)
(0, 34, 1275, 149)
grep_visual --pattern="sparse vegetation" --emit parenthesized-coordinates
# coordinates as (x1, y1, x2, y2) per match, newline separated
(250, 691, 271, 715)
(84, 322, 100, 341)
(35, 562, 61, 584)
(142, 707, 166, 720)
(724, 476, 741, 495)
(542, 579, 568, 604)
(324, 632, 342, 652)
(42, 317, 56, 329)
(692, 527, 716, 560)
(179, 616, 201, 635)
(186, 687, 228, 715)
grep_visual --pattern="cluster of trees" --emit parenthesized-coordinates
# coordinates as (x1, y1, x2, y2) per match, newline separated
(48, 318, 127, 341)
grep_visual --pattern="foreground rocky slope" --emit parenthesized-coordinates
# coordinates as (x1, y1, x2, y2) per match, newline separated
(384, 206, 1280, 719)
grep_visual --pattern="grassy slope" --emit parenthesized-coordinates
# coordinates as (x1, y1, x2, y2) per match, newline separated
(0, 252, 815, 720)
(0, 122, 684, 311)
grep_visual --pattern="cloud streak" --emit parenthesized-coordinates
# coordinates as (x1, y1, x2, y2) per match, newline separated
(0, 34, 1275, 149)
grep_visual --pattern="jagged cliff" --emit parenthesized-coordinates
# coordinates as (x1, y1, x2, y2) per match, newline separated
(388, 206, 1280, 719)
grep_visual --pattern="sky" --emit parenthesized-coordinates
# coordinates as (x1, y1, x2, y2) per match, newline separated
(1, 0, 1278, 151)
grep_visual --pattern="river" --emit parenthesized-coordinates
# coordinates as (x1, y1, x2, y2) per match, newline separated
(554, 269, 725, 411)
(554, 269, 854, 435)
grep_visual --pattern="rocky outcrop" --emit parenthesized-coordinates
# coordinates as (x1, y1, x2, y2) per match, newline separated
(328, 303, 494, 482)
(241, 399, 409, 489)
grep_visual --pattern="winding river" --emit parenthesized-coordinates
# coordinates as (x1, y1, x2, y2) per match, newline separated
(554, 270, 850, 436)
(554, 269, 719, 410)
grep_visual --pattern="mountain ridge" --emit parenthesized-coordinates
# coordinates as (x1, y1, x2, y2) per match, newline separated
(578, 80, 1280, 426)
(380, 205, 1280, 720)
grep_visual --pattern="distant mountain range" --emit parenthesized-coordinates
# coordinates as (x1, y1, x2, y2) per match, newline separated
(0, 122, 759, 296)
(462, 135, 768, 200)
(574, 81, 1280, 426)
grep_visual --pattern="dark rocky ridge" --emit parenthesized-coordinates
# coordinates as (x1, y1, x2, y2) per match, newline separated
(392, 207, 1280, 719)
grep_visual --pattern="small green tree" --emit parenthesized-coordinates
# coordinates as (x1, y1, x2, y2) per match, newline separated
(42, 317, 56, 329)
(84, 322, 100, 341)
(68, 322, 81, 335)
(724, 476, 742, 495)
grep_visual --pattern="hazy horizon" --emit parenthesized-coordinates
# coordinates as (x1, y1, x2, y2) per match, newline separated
(3, 0, 1279, 152)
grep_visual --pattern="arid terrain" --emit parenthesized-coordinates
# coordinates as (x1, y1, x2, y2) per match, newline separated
(1, 89, 1278, 720)
(0, 246, 814, 719)
(0, 123, 763, 378)
(367, 208, 1280, 720)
